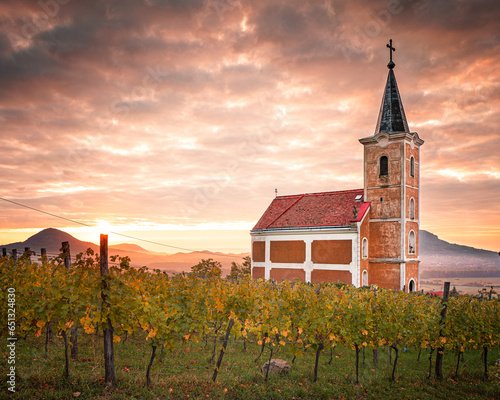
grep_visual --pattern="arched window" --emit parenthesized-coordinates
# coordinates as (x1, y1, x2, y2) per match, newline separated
(379, 156, 388, 177)
(408, 279, 416, 292)
(409, 198, 415, 220)
(410, 156, 415, 177)
(362, 237, 368, 259)
(409, 230, 416, 254)
(362, 270, 368, 286)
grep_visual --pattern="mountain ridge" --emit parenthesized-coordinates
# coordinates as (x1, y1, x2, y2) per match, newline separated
(419, 230, 499, 269)
(0, 228, 247, 275)
(1, 228, 498, 274)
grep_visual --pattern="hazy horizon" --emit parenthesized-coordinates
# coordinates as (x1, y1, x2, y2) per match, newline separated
(1, 226, 498, 256)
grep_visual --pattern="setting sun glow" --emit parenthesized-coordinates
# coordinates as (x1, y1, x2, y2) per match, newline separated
(95, 220, 112, 236)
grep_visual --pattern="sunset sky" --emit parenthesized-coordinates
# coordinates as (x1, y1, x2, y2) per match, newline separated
(1, 0, 499, 254)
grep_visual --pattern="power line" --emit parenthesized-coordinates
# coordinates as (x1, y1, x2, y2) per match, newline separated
(0, 197, 246, 260)
(0, 197, 94, 228)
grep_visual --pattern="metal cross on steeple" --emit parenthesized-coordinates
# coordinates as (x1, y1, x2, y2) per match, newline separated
(386, 39, 396, 69)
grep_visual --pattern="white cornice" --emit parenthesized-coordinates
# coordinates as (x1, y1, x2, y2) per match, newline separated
(250, 226, 356, 236)
(359, 131, 424, 147)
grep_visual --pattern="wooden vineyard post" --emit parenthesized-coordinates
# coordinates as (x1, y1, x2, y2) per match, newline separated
(62, 241, 78, 359)
(62, 241, 71, 270)
(2, 248, 6, 257)
(212, 318, 234, 383)
(41, 247, 52, 352)
(58, 242, 73, 372)
(100, 234, 115, 388)
(435, 281, 450, 380)
(11, 249, 17, 264)
(24, 247, 31, 264)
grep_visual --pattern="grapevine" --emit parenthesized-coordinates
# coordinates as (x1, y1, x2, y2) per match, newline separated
(1, 251, 499, 386)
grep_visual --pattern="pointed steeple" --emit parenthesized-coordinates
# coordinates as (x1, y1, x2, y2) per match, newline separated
(375, 40, 409, 134)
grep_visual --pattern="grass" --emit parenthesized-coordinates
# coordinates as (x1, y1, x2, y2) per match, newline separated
(1, 330, 499, 400)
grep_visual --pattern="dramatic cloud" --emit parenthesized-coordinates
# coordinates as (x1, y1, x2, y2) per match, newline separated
(0, 0, 499, 252)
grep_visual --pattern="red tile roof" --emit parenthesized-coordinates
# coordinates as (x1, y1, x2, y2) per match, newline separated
(252, 189, 370, 231)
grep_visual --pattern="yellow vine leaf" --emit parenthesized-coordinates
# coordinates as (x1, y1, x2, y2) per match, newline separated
(113, 336, 121, 343)
(36, 320, 46, 329)
(147, 328, 158, 340)
(80, 316, 96, 334)
(298, 327, 303, 334)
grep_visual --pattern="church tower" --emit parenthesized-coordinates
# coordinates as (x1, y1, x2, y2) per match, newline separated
(359, 40, 424, 291)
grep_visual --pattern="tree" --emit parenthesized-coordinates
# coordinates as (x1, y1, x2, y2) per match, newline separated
(227, 256, 251, 280)
(191, 258, 222, 278)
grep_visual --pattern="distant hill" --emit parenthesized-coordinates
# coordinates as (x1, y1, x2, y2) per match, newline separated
(2, 228, 98, 256)
(1, 228, 498, 276)
(419, 230, 499, 270)
(109, 243, 154, 254)
(0, 228, 248, 275)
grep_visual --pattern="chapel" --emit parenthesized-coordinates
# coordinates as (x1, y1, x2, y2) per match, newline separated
(250, 41, 424, 291)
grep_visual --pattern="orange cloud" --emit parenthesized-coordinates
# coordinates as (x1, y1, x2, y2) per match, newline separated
(0, 0, 499, 252)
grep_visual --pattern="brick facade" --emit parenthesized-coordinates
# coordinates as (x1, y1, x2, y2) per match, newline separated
(270, 241, 306, 263)
(311, 269, 352, 284)
(270, 268, 305, 282)
(311, 240, 352, 264)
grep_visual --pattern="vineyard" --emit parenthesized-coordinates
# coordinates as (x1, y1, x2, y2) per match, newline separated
(1, 242, 500, 400)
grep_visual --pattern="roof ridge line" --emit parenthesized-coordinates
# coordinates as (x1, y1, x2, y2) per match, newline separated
(265, 194, 305, 229)
(302, 188, 363, 196)
(275, 188, 363, 199)
(274, 194, 304, 199)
